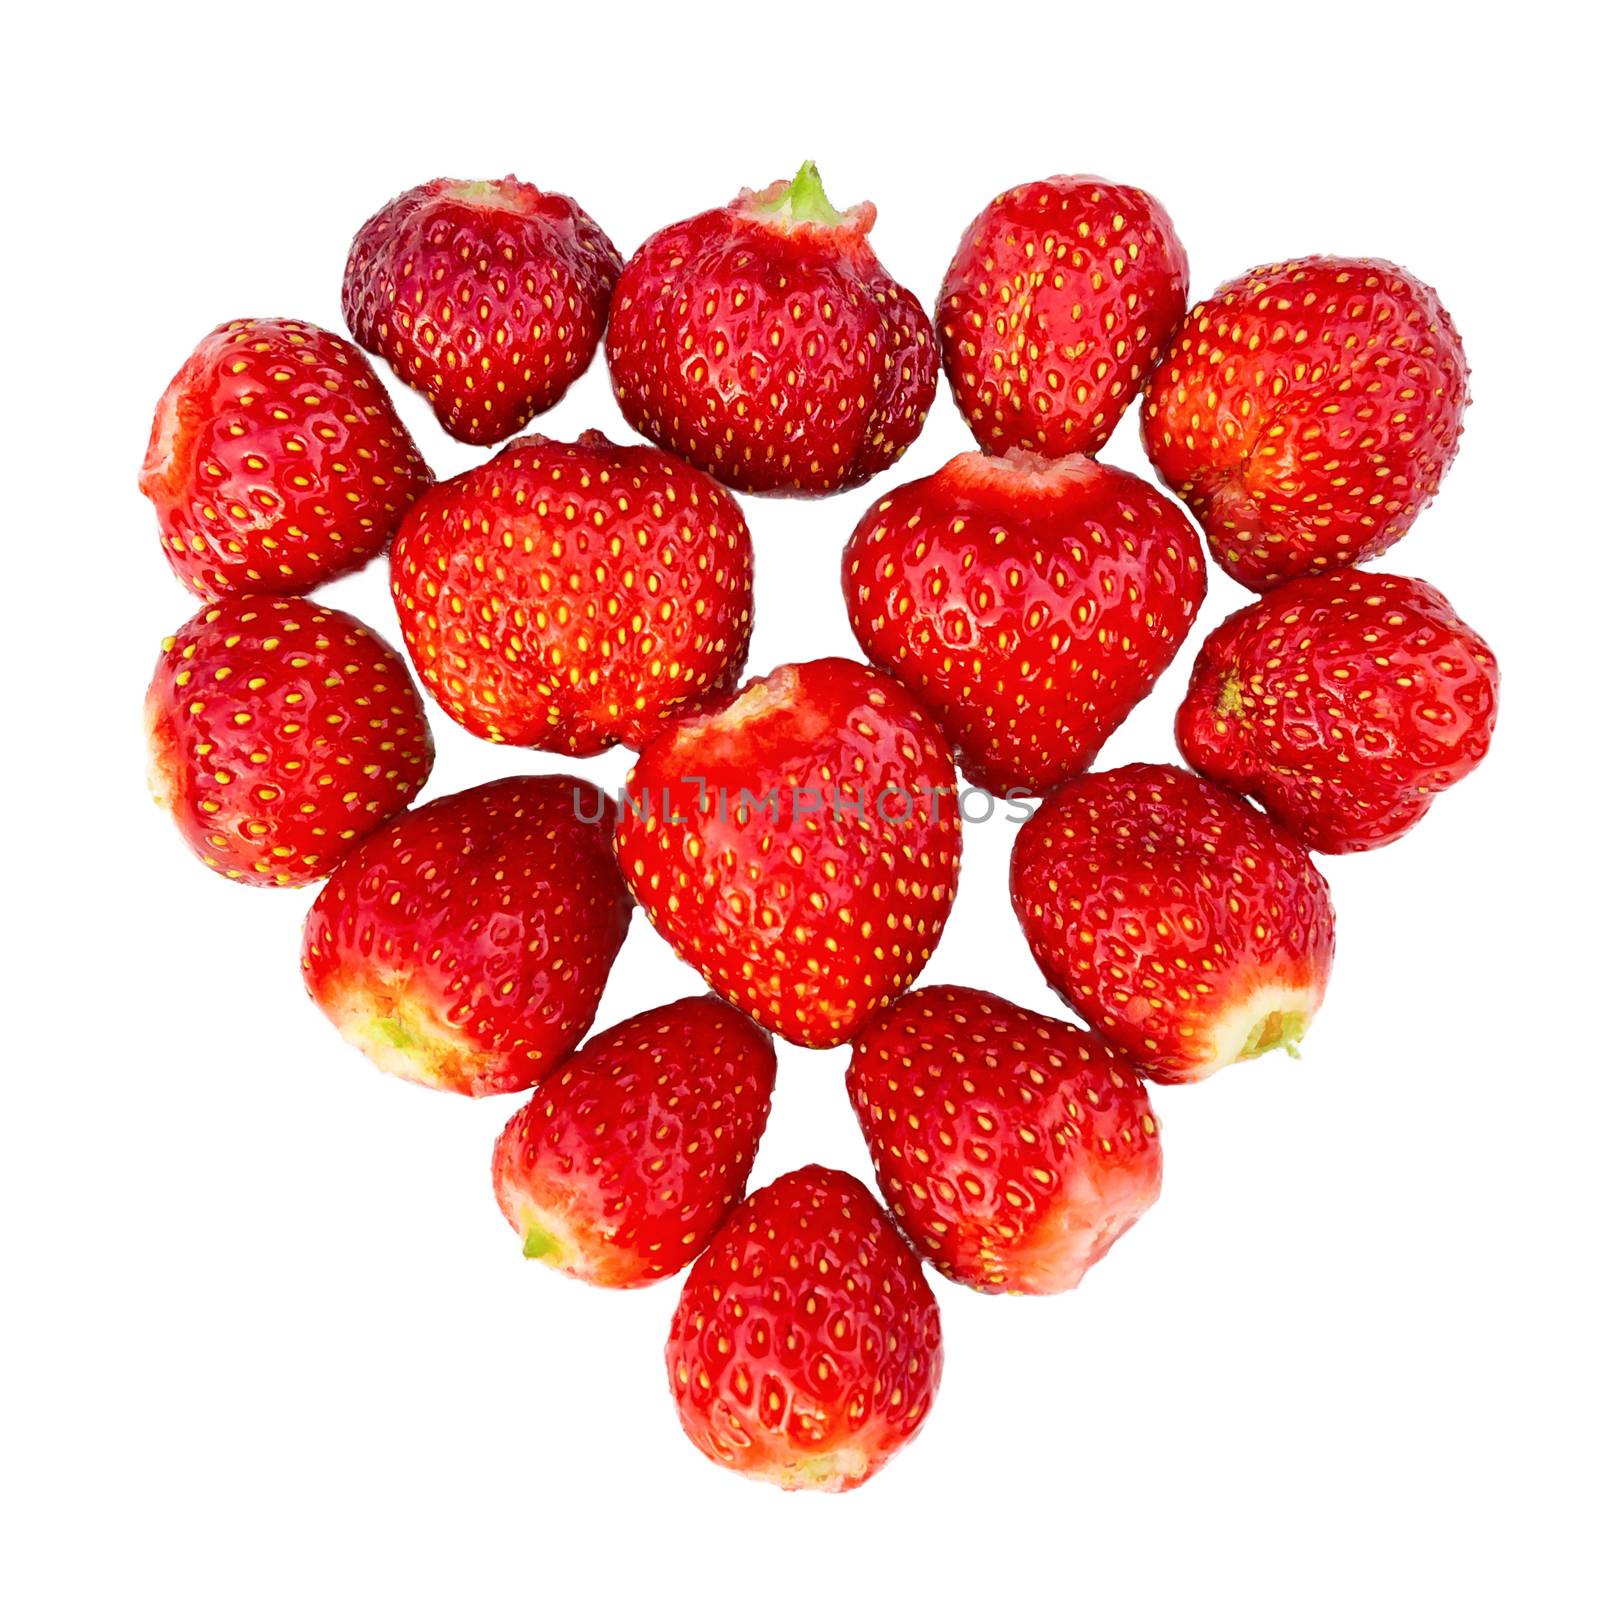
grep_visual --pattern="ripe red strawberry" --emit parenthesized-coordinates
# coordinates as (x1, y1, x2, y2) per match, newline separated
(140, 318, 433, 600)
(1142, 257, 1469, 591)
(842, 450, 1206, 794)
(615, 658, 962, 1047)
(939, 175, 1189, 458)
(1177, 570, 1499, 853)
(491, 995, 777, 1287)
(666, 1165, 941, 1492)
(145, 596, 433, 887)
(302, 776, 631, 1096)
(342, 177, 621, 446)
(1011, 763, 1335, 1084)
(388, 431, 753, 754)
(606, 161, 938, 496)
(847, 986, 1162, 1293)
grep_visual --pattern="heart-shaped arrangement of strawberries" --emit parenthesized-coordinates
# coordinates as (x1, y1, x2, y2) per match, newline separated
(138, 164, 1498, 1493)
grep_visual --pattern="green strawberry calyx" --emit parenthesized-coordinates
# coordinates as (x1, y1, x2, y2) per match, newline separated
(743, 161, 873, 235)
(1240, 1008, 1307, 1059)
(759, 160, 846, 226)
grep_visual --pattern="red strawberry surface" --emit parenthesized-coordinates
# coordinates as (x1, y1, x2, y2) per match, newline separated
(389, 431, 753, 753)
(1011, 763, 1335, 1084)
(615, 658, 962, 1047)
(491, 995, 776, 1287)
(1142, 257, 1468, 591)
(842, 449, 1206, 794)
(342, 177, 622, 445)
(1178, 571, 1499, 853)
(145, 596, 433, 887)
(666, 1165, 942, 1492)
(606, 161, 938, 496)
(939, 175, 1189, 458)
(302, 776, 631, 1097)
(140, 318, 432, 600)
(848, 985, 1161, 1293)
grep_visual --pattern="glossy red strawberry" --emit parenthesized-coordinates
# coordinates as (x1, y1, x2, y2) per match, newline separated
(848, 986, 1161, 1293)
(389, 431, 753, 753)
(843, 450, 1206, 794)
(1142, 257, 1468, 591)
(302, 776, 631, 1096)
(145, 596, 433, 887)
(342, 177, 622, 445)
(666, 1165, 941, 1492)
(615, 658, 961, 1047)
(140, 318, 432, 600)
(606, 161, 937, 496)
(939, 175, 1188, 458)
(491, 995, 776, 1287)
(1177, 570, 1498, 853)
(1011, 763, 1334, 1084)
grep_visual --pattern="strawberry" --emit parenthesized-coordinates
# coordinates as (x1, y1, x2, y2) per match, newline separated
(842, 449, 1206, 794)
(491, 995, 776, 1287)
(388, 430, 753, 754)
(938, 175, 1189, 458)
(665, 1165, 941, 1492)
(342, 177, 622, 446)
(1177, 570, 1499, 853)
(606, 161, 938, 496)
(302, 776, 631, 1097)
(145, 595, 433, 887)
(615, 658, 962, 1047)
(1142, 256, 1469, 591)
(847, 985, 1162, 1293)
(1011, 763, 1335, 1084)
(140, 318, 433, 601)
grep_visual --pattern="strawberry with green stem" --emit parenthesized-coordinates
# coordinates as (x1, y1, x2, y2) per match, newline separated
(607, 162, 938, 496)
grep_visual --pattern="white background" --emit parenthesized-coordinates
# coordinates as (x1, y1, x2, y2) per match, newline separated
(6, 5, 1595, 1595)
